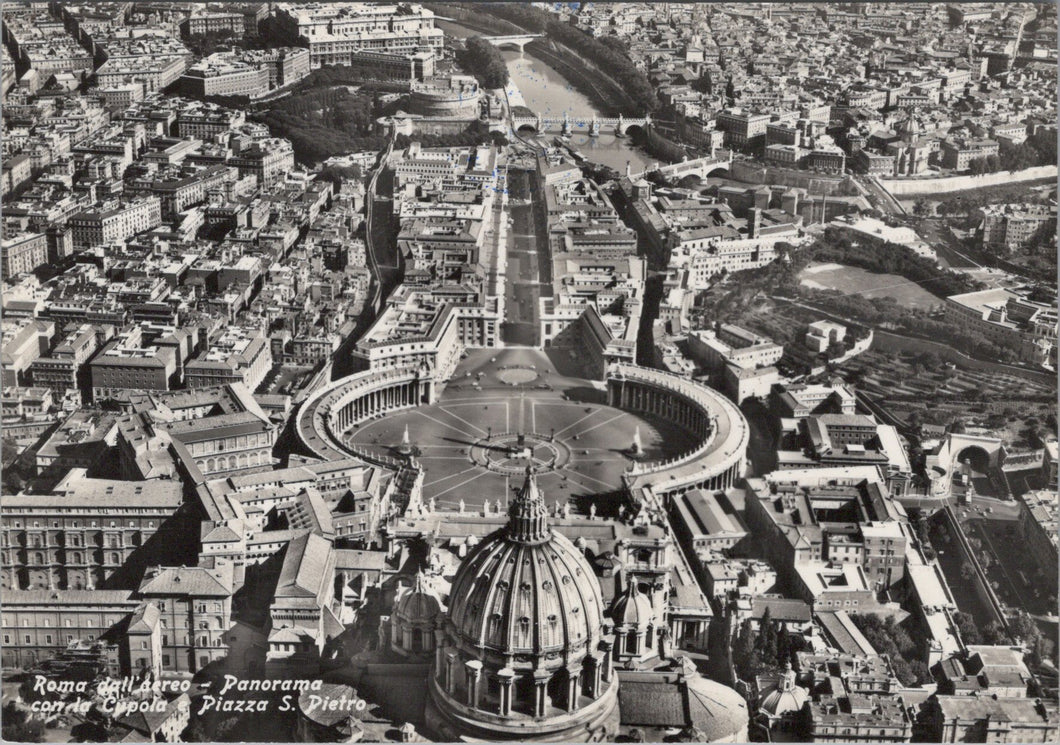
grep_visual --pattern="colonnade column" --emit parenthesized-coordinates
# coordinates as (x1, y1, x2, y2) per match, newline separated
(496, 668, 515, 716)
(586, 656, 603, 698)
(433, 630, 446, 671)
(565, 667, 581, 712)
(465, 660, 483, 708)
(533, 671, 550, 716)
(671, 617, 684, 645)
(445, 652, 458, 695)
(601, 639, 614, 682)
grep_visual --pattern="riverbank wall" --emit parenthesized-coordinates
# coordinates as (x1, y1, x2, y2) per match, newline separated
(730, 160, 861, 196)
(881, 165, 1057, 195)
(524, 40, 633, 115)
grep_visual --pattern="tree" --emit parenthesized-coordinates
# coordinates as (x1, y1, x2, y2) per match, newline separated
(776, 625, 792, 667)
(183, 29, 237, 58)
(849, 614, 924, 686)
(826, 339, 846, 359)
(316, 164, 360, 189)
(754, 608, 779, 667)
(458, 37, 510, 89)
(457, 2, 658, 111)
(917, 351, 943, 372)
(999, 138, 1046, 171)
(954, 611, 982, 645)
(982, 620, 1008, 645)
(2, 704, 44, 743)
(733, 618, 761, 679)
(691, 72, 712, 94)
(1009, 611, 1041, 648)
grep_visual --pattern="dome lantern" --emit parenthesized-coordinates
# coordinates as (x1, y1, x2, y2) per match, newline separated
(507, 466, 550, 544)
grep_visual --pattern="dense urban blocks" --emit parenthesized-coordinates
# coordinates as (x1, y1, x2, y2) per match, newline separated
(2, 2, 1059, 743)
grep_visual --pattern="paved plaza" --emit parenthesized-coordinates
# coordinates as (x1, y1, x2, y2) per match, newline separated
(346, 348, 694, 509)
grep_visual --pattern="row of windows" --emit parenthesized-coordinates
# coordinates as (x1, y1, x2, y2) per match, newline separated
(1, 633, 227, 648)
(16, 530, 150, 546)
(8, 518, 161, 528)
(6, 634, 73, 645)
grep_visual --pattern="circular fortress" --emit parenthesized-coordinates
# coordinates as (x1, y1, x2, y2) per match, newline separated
(408, 74, 482, 118)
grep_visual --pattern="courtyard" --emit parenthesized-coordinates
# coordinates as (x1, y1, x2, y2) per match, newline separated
(345, 348, 696, 510)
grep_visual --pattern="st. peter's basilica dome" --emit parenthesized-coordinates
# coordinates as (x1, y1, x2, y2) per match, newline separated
(426, 469, 620, 742)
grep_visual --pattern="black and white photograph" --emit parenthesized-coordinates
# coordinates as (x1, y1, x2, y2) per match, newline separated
(0, 1, 1057, 742)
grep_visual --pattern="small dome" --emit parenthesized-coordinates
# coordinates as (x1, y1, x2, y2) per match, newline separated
(684, 671, 749, 741)
(897, 116, 922, 142)
(757, 663, 808, 717)
(610, 580, 654, 629)
(395, 572, 441, 625)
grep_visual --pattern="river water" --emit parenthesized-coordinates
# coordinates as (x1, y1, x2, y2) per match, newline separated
(499, 50, 654, 173)
(439, 20, 653, 173)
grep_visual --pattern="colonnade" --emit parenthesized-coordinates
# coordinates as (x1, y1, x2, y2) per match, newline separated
(606, 365, 749, 496)
(298, 367, 440, 461)
(657, 460, 742, 493)
(670, 615, 710, 650)
(330, 378, 429, 432)
(433, 639, 614, 719)
(609, 379, 710, 440)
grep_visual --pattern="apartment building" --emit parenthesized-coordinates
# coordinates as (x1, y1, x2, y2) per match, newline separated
(0, 590, 140, 671)
(69, 198, 163, 251)
(181, 53, 271, 99)
(978, 203, 1057, 253)
(137, 562, 235, 674)
(89, 330, 178, 402)
(1, 231, 48, 279)
(185, 327, 272, 391)
(29, 323, 100, 395)
(945, 287, 1057, 366)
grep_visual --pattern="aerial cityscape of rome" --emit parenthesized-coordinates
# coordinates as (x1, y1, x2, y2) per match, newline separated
(0, 1, 1057, 742)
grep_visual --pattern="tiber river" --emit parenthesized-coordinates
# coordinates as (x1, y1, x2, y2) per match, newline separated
(498, 50, 655, 174)
(440, 21, 654, 173)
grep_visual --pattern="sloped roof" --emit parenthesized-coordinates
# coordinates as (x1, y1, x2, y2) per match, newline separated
(275, 532, 334, 603)
(117, 694, 189, 736)
(138, 564, 232, 597)
(127, 602, 161, 634)
(619, 680, 686, 727)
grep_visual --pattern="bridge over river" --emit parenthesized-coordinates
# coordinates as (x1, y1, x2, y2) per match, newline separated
(482, 33, 544, 52)
(506, 111, 652, 137)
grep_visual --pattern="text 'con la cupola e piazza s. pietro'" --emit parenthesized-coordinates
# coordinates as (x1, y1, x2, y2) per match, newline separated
(0, 1, 1058, 744)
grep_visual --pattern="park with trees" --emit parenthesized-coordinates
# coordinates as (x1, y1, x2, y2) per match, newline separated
(732, 608, 808, 685)
(457, 36, 509, 90)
